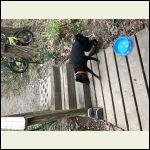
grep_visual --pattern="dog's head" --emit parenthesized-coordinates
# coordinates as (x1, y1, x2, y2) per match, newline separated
(75, 73, 90, 85)
(75, 33, 89, 44)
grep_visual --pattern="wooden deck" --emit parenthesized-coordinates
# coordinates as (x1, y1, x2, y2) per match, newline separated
(2, 28, 149, 131)
(87, 28, 149, 131)
(58, 27, 149, 131)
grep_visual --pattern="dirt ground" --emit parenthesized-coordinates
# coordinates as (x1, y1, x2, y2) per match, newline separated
(1, 19, 149, 130)
(27, 116, 125, 131)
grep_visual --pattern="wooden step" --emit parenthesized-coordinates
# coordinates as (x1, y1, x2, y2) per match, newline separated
(48, 67, 62, 111)
(61, 63, 92, 110)
(61, 63, 77, 110)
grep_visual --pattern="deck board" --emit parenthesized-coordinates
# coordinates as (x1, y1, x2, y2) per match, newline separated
(136, 27, 149, 88)
(62, 64, 70, 110)
(66, 63, 77, 109)
(116, 55, 140, 130)
(87, 61, 97, 107)
(98, 51, 116, 124)
(127, 36, 149, 131)
(105, 46, 127, 130)
(60, 66, 65, 110)
(53, 67, 62, 110)
(75, 81, 85, 109)
(90, 55, 104, 107)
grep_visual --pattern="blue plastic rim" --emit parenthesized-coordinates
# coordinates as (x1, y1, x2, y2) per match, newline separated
(113, 36, 134, 56)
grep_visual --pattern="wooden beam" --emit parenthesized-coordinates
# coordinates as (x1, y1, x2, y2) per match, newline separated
(1, 43, 35, 59)
(3, 109, 87, 126)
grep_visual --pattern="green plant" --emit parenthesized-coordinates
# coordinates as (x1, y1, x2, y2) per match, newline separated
(30, 120, 57, 131)
(33, 51, 58, 63)
(1, 60, 16, 85)
(45, 20, 61, 43)
(70, 21, 83, 35)
(72, 123, 81, 131)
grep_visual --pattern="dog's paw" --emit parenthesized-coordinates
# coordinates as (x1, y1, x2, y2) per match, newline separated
(97, 59, 100, 64)
(98, 75, 101, 80)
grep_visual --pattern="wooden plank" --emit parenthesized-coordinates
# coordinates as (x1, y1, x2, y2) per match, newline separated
(90, 55, 104, 107)
(89, 54, 107, 119)
(25, 109, 87, 126)
(87, 61, 97, 107)
(98, 51, 116, 124)
(116, 55, 140, 130)
(66, 63, 77, 109)
(62, 64, 70, 110)
(60, 66, 65, 110)
(136, 27, 149, 88)
(61, 63, 77, 110)
(105, 46, 127, 130)
(2, 44, 35, 59)
(74, 62, 92, 109)
(83, 84, 92, 108)
(127, 36, 149, 131)
(75, 82, 85, 109)
(53, 67, 62, 110)
(48, 68, 55, 110)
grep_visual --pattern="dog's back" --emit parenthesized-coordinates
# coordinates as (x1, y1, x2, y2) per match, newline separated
(70, 34, 92, 70)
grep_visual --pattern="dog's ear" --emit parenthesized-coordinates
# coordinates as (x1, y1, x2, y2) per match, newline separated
(75, 34, 84, 42)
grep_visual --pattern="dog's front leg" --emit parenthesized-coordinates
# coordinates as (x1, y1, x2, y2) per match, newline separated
(86, 56, 100, 63)
(85, 66, 100, 79)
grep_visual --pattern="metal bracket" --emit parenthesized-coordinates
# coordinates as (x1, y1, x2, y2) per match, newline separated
(87, 107, 104, 120)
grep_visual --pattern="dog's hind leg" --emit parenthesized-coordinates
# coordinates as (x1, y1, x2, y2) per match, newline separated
(91, 39, 99, 46)
(85, 66, 100, 79)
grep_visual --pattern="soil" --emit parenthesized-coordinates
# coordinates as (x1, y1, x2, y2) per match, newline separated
(1, 19, 149, 130)
(27, 116, 124, 131)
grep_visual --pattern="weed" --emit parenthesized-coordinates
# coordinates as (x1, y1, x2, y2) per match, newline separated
(44, 20, 61, 43)
(30, 120, 58, 131)
(72, 123, 81, 131)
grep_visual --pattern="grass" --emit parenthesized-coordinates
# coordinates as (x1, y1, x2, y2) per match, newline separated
(72, 123, 82, 131)
(44, 19, 83, 45)
(44, 20, 61, 44)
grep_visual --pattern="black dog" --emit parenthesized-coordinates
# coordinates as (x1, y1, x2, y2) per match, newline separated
(70, 33, 100, 84)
